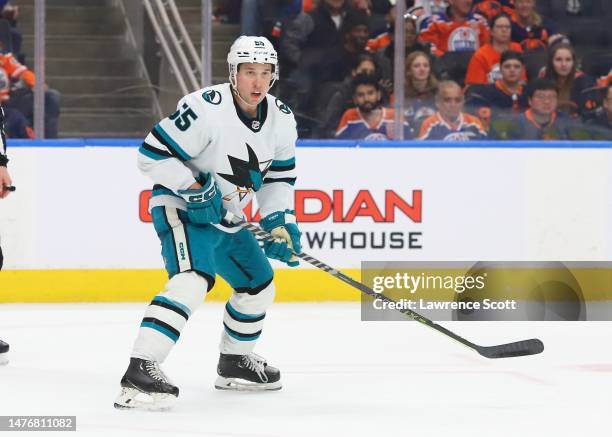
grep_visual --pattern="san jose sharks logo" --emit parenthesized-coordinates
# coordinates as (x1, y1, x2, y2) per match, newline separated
(218, 143, 272, 201)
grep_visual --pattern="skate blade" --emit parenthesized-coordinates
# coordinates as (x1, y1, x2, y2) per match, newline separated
(0, 356, 7, 366)
(214, 376, 282, 391)
(113, 386, 177, 411)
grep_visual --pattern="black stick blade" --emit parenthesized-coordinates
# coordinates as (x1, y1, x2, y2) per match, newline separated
(477, 339, 544, 359)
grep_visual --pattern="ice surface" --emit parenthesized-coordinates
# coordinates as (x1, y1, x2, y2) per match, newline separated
(0, 302, 610, 436)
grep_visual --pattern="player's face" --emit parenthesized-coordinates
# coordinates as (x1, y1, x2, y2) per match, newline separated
(530, 90, 558, 116)
(491, 16, 512, 44)
(354, 84, 381, 113)
(515, 0, 535, 19)
(437, 86, 465, 121)
(408, 54, 431, 82)
(501, 60, 523, 84)
(235, 63, 273, 106)
(552, 48, 574, 78)
(449, 0, 473, 16)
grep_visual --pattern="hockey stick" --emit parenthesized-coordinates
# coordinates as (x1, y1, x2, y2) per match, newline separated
(225, 212, 544, 359)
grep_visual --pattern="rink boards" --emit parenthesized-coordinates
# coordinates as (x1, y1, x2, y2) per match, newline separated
(0, 139, 611, 302)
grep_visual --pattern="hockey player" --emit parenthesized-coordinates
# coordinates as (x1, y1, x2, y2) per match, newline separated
(114, 36, 300, 410)
(0, 105, 13, 365)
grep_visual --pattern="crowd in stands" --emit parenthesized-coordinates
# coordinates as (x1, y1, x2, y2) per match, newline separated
(0, 1, 60, 139)
(238, 0, 612, 141)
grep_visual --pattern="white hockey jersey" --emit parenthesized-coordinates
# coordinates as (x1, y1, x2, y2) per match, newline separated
(138, 83, 298, 232)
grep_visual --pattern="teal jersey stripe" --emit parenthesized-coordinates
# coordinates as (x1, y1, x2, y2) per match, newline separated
(153, 296, 192, 318)
(226, 302, 265, 321)
(139, 145, 168, 161)
(272, 157, 295, 166)
(154, 124, 191, 161)
(141, 321, 179, 342)
(224, 325, 261, 341)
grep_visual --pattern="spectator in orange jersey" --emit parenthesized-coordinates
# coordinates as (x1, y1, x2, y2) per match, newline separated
(0, 52, 61, 138)
(418, 0, 490, 57)
(511, 0, 562, 52)
(336, 73, 413, 140)
(418, 80, 487, 140)
(465, 13, 525, 85)
(540, 43, 595, 118)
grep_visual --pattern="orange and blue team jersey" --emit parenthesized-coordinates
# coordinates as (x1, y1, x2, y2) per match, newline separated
(418, 112, 488, 140)
(335, 107, 414, 140)
(466, 80, 528, 114)
(418, 10, 490, 57)
(465, 42, 526, 85)
(0, 53, 35, 102)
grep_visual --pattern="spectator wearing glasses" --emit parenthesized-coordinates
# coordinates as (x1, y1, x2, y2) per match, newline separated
(491, 78, 573, 140)
(465, 14, 525, 85)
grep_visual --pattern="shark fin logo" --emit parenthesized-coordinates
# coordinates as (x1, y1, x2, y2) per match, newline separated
(218, 143, 272, 201)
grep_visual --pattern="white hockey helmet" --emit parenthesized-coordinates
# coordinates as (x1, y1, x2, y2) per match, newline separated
(227, 36, 279, 89)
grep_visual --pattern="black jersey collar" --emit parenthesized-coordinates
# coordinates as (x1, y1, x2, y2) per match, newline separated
(232, 90, 268, 133)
